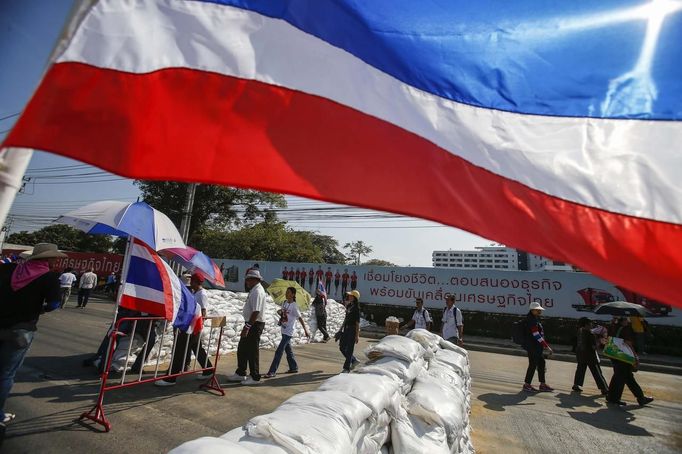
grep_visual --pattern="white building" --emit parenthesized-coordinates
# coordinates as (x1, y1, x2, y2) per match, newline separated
(433, 246, 571, 271)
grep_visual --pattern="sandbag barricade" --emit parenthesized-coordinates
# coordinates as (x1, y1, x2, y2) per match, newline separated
(80, 315, 226, 432)
(170, 328, 474, 453)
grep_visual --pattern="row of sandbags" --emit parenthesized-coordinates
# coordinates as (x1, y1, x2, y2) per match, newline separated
(169, 329, 474, 453)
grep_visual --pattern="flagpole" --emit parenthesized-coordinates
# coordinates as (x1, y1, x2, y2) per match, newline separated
(0, 147, 32, 230)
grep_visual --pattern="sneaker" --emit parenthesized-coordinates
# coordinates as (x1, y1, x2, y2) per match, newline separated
(571, 385, 582, 393)
(350, 359, 360, 370)
(637, 396, 654, 407)
(2, 413, 16, 423)
(606, 399, 626, 406)
(284, 369, 298, 374)
(241, 377, 262, 385)
(262, 372, 276, 379)
(154, 379, 176, 387)
(522, 383, 538, 393)
(539, 383, 554, 392)
(225, 373, 247, 382)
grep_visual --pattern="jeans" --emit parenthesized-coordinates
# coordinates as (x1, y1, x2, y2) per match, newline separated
(608, 359, 644, 402)
(0, 329, 35, 421)
(77, 288, 92, 307)
(339, 328, 357, 371)
(236, 322, 264, 380)
(267, 335, 297, 375)
(59, 287, 72, 308)
(573, 361, 608, 392)
(524, 347, 546, 384)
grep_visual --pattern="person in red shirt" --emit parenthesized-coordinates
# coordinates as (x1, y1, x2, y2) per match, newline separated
(341, 269, 350, 295)
(282, 267, 288, 280)
(294, 268, 301, 284)
(324, 267, 333, 294)
(300, 269, 307, 287)
(287, 268, 295, 281)
(315, 266, 323, 285)
(334, 270, 341, 296)
(350, 270, 358, 290)
(308, 267, 314, 290)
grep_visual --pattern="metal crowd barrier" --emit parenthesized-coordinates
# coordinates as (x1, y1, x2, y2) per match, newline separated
(80, 315, 226, 432)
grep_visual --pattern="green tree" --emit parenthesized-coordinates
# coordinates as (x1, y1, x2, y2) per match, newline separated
(344, 241, 373, 265)
(363, 259, 397, 267)
(7, 224, 114, 253)
(135, 182, 286, 240)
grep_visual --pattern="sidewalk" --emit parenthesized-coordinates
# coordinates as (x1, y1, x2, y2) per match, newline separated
(360, 326, 682, 375)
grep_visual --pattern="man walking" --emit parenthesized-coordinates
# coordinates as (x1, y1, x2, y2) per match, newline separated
(401, 298, 432, 331)
(58, 267, 77, 308)
(0, 244, 64, 441)
(77, 268, 97, 308)
(441, 295, 464, 345)
(227, 269, 266, 385)
(311, 284, 330, 342)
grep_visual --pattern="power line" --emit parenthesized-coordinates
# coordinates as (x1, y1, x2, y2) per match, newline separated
(0, 112, 20, 122)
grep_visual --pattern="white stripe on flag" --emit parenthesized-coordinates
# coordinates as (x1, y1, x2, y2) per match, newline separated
(131, 242, 157, 263)
(56, 0, 682, 223)
(122, 282, 166, 305)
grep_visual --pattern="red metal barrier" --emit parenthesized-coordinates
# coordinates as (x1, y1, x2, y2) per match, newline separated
(80, 315, 226, 431)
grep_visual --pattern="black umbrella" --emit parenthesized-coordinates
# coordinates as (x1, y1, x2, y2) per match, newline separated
(593, 301, 650, 317)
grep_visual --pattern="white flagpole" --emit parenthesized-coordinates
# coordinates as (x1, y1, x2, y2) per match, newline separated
(0, 147, 32, 230)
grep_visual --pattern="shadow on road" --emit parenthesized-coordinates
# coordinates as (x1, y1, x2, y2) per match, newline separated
(568, 408, 653, 436)
(220, 370, 336, 388)
(555, 392, 603, 409)
(477, 392, 535, 412)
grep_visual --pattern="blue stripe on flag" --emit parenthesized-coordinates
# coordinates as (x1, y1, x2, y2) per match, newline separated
(204, 0, 682, 120)
(126, 255, 164, 291)
(173, 284, 198, 332)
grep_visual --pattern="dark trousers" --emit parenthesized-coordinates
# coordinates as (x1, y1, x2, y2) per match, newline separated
(608, 359, 644, 402)
(339, 328, 357, 371)
(524, 348, 546, 384)
(574, 361, 608, 392)
(168, 331, 212, 381)
(236, 322, 264, 380)
(130, 320, 158, 373)
(77, 288, 92, 307)
(316, 315, 330, 340)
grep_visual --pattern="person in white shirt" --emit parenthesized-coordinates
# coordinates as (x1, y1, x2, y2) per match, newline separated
(401, 298, 432, 331)
(227, 269, 267, 384)
(263, 287, 310, 378)
(58, 268, 77, 308)
(441, 295, 464, 345)
(77, 268, 97, 308)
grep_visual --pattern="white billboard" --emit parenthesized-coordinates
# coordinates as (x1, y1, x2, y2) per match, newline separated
(215, 259, 679, 326)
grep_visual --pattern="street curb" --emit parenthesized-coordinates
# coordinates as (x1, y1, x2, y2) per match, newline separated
(359, 330, 682, 376)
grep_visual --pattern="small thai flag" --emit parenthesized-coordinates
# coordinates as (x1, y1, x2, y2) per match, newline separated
(317, 280, 327, 302)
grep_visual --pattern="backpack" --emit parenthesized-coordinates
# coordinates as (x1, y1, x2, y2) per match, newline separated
(512, 319, 527, 345)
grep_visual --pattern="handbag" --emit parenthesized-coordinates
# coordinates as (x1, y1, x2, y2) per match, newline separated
(602, 328, 636, 366)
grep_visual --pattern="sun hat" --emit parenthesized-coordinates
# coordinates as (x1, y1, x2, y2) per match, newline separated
(26, 243, 67, 261)
(346, 290, 361, 301)
(245, 269, 262, 280)
(529, 302, 545, 311)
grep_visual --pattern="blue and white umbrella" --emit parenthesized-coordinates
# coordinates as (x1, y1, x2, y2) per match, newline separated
(55, 200, 184, 251)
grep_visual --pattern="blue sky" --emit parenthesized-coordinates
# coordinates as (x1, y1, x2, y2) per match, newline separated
(0, 0, 488, 266)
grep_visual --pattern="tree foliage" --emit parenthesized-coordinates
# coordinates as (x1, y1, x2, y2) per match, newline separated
(135, 181, 286, 240)
(363, 259, 397, 267)
(6, 224, 114, 253)
(344, 240, 374, 265)
(192, 222, 345, 263)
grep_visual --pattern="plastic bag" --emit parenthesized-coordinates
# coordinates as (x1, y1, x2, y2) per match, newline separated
(318, 373, 401, 416)
(405, 329, 441, 356)
(364, 335, 426, 363)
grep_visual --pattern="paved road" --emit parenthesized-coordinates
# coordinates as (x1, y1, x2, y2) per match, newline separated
(2, 298, 681, 453)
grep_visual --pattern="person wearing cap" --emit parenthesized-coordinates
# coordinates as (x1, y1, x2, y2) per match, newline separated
(400, 298, 432, 332)
(227, 269, 267, 384)
(156, 273, 213, 386)
(0, 243, 64, 432)
(572, 317, 608, 394)
(337, 290, 361, 373)
(522, 302, 554, 393)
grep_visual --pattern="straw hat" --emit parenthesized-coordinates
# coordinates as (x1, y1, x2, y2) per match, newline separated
(245, 269, 262, 280)
(346, 290, 361, 301)
(26, 243, 67, 261)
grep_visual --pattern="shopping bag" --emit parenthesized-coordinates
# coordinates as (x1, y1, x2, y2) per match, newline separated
(602, 336, 636, 365)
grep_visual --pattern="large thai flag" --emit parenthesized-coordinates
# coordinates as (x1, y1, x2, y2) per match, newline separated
(2, 1, 681, 307)
(120, 239, 203, 334)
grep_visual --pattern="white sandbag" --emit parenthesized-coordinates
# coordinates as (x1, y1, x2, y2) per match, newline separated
(168, 436, 253, 454)
(356, 419, 390, 454)
(245, 390, 372, 454)
(405, 329, 441, 356)
(427, 362, 467, 394)
(317, 373, 401, 416)
(433, 349, 469, 379)
(110, 333, 144, 372)
(438, 338, 469, 363)
(355, 357, 426, 394)
(364, 335, 426, 363)
(390, 408, 450, 454)
(221, 427, 291, 454)
(405, 374, 466, 447)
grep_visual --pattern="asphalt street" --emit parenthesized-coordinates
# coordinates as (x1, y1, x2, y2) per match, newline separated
(2, 297, 681, 453)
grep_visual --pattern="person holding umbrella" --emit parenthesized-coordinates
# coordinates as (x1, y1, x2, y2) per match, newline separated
(606, 317, 654, 406)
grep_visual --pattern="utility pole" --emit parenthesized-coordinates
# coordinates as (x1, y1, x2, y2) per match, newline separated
(179, 183, 197, 244)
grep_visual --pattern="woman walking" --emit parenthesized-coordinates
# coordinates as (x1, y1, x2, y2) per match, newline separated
(572, 317, 609, 394)
(606, 317, 654, 406)
(338, 290, 361, 373)
(522, 302, 554, 392)
(263, 287, 309, 378)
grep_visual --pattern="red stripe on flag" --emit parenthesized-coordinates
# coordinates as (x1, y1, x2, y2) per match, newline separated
(3, 63, 681, 306)
(120, 294, 166, 317)
(136, 239, 175, 321)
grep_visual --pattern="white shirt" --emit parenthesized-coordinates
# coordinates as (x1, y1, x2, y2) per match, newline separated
(59, 272, 77, 288)
(280, 300, 301, 337)
(243, 283, 266, 322)
(195, 288, 208, 310)
(79, 271, 97, 289)
(442, 306, 463, 340)
(412, 308, 432, 330)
